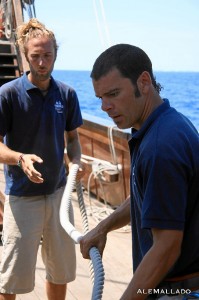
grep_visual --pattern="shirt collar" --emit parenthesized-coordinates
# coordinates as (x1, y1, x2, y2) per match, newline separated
(131, 98, 171, 140)
(22, 71, 56, 91)
(21, 71, 37, 91)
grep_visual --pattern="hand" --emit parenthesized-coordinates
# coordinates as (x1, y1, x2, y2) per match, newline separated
(79, 226, 107, 259)
(69, 162, 85, 181)
(76, 164, 85, 181)
(20, 154, 44, 184)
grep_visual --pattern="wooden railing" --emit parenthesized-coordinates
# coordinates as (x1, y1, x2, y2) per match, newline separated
(78, 117, 131, 207)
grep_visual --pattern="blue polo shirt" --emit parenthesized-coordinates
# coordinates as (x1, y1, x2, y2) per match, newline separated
(129, 99, 199, 278)
(0, 72, 83, 196)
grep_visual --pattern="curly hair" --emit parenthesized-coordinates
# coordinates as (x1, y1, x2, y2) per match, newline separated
(16, 18, 58, 56)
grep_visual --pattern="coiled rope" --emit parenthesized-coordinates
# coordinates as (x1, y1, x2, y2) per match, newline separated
(60, 164, 104, 300)
(0, 0, 36, 39)
(80, 126, 131, 233)
(0, 0, 12, 39)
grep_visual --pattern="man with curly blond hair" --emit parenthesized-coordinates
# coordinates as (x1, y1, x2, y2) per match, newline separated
(0, 18, 83, 300)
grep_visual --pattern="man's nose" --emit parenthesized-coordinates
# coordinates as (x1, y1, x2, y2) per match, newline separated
(38, 57, 45, 65)
(101, 98, 112, 112)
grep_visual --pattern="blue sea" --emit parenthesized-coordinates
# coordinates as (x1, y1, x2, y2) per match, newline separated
(52, 70, 199, 131)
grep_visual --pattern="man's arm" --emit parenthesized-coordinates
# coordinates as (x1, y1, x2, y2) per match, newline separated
(80, 196, 131, 258)
(0, 135, 23, 165)
(0, 135, 44, 183)
(65, 129, 84, 180)
(65, 129, 81, 165)
(120, 228, 183, 300)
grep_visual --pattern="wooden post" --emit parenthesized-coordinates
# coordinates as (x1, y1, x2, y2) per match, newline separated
(12, 0, 29, 72)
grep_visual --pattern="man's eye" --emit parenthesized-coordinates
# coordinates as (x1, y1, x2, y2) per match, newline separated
(110, 91, 119, 97)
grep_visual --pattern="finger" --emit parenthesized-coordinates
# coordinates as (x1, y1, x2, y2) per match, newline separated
(80, 248, 91, 259)
(33, 156, 43, 164)
(76, 170, 85, 180)
(25, 167, 44, 183)
(31, 168, 42, 178)
(25, 167, 40, 178)
(79, 241, 90, 259)
(29, 174, 44, 184)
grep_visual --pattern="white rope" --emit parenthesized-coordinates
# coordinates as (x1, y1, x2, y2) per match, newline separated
(0, 0, 12, 39)
(82, 126, 129, 230)
(108, 125, 118, 164)
(92, 0, 111, 50)
(92, 0, 106, 50)
(60, 164, 105, 299)
(99, 0, 111, 47)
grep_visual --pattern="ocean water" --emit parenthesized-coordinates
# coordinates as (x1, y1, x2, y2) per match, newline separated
(52, 70, 199, 131)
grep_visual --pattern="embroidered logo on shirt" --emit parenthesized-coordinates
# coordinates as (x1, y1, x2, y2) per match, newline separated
(54, 101, 64, 113)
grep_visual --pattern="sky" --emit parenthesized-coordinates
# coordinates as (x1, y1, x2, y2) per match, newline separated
(27, 0, 199, 72)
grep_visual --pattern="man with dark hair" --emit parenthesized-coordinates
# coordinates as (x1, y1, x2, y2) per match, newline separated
(80, 44, 199, 299)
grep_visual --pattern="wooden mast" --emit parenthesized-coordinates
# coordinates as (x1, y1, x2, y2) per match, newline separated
(12, 0, 29, 72)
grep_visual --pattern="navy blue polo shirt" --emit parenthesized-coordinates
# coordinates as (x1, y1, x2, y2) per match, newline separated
(0, 72, 83, 196)
(129, 99, 199, 278)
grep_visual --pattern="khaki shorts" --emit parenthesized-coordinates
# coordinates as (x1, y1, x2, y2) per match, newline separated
(0, 186, 76, 294)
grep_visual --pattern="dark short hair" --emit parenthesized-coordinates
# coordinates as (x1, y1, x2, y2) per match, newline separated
(91, 44, 162, 94)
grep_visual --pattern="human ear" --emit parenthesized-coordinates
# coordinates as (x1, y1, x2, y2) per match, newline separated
(137, 71, 151, 94)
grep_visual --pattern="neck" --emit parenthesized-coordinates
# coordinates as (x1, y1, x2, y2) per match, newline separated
(27, 72, 51, 91)
(40, 88, 49, 96)
(40, 88, 49, 92)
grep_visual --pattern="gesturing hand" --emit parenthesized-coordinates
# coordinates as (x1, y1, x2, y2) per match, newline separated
(19, 154, 44, 183)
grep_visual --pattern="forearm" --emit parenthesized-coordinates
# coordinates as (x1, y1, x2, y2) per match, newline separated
(0, 137, 44, 184)
(96, 196, 131, 235)
(0, 140, 21, 165)
(80, 196, 131, 259)
(67, 141, 81, 164)
(121, 253, 169, 299)
(120, 229, 183, 300)
(66, 134, 82, 164)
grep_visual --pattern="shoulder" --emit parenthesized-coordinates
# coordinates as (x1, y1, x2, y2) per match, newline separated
(52, 77, 75, 93)
(51, 78, 78, 99)
(139, 109, 198, 165)
(0, 77, 22, 95)
(149, 107, 197, 144)
(160, 110, 198, 145)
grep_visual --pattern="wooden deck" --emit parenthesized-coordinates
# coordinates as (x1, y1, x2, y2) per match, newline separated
(0, 165, 132, 299)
